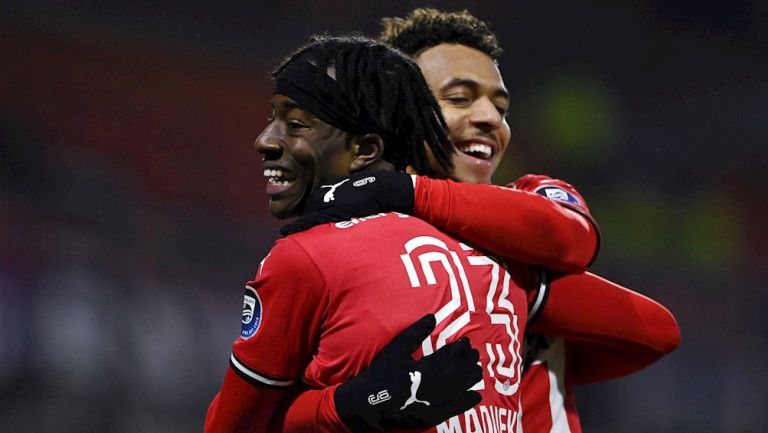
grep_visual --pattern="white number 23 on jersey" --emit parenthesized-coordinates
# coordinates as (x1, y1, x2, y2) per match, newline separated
(399, 236, 522, 396)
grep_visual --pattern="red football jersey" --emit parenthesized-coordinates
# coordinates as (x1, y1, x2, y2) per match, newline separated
(213, 176, 679, 433)
(232, 212, 537, 433)
(520, 337, 582, 433)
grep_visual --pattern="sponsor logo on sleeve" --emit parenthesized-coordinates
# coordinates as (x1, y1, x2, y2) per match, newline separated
(241, 286, 262, 339)
(534, 186, 581, 206)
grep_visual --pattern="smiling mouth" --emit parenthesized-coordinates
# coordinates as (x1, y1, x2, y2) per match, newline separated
(458, 143, 493, 160)
(263, 168, 295, 187)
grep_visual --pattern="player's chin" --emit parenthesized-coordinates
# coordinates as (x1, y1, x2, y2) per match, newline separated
(453, 163, 494, 184)
(268, 195, 304, 220)
(451, 151, 500, 184)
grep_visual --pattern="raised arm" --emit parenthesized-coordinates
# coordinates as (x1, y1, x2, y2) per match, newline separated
(281, 171, 599, 273)
(412, 174, 599, 273)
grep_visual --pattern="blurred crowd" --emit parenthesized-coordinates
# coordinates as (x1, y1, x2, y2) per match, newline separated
(1, 1, 766, 432)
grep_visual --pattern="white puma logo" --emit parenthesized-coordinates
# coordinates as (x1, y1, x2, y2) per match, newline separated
(400, 371, 430, 410)
(320, 179, 350, 203)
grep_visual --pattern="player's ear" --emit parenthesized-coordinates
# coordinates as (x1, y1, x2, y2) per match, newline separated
(349, 133, 385, 172)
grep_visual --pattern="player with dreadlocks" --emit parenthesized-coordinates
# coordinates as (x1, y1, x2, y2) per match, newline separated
(267, 34, 453, 179)
(276, 8, 681, 433)
(255, 33, 454, 222)
(205, 34, 545, 433)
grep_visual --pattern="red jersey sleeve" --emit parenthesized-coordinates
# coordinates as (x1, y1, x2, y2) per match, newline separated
(231, 236, 327, 387)
(511, 174, 601, 259)
(206, 238, 329, 433)
(412, 175, 599, 273)
(205, 368, 288, 433)
(528, 271, 681, 383)
(273, 385, 353, 433)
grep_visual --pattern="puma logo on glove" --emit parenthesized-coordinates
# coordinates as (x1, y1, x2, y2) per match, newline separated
(400, 371, 430, 409)
(333, 314, 482, 432)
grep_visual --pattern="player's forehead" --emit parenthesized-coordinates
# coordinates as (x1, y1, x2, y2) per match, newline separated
(415, 43, 507, 96)
(270, 94, 336, 129)
(271, 94, 313, 117)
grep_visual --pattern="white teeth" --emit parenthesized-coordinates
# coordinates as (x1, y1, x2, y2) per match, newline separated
(263, 168, 291, 186)
(460, 144, 492, 159)
(268, 179, 290, 186)
(263, 168, 285, 178)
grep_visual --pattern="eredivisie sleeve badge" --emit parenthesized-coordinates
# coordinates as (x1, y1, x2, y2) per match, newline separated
(241, 286, 263, 339)
(533, 185, 582, 207)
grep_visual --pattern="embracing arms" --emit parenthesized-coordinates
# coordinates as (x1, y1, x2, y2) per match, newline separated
(530, 271, 681, 383)
(281, 172, 599, 273)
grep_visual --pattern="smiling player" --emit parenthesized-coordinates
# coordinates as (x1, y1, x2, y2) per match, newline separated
(205, 35, 547, 433)
(274, 9, 680, 433)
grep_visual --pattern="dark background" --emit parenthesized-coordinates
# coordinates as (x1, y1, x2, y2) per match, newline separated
(1, 1, 766, 432)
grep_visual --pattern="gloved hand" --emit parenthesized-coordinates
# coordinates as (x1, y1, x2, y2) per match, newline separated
(280, 171, 414, 235)
(334, 314, 482, 432)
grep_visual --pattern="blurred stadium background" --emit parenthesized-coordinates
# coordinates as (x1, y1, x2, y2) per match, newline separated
(1, 1, 766, 432)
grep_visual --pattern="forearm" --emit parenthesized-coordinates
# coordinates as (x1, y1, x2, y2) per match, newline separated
(529, 272, 681, 380)
(413, 177, 598, 273)
(268, 315, 481, 433)
(273, 385, 352, 433)
(566, 340, 671, 383)
(205, 368, 287, 433)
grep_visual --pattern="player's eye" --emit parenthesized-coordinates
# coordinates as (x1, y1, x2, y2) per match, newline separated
(445, 96, 472, 105)
(287, 120, 308, 130)
(492, 97, 509, 117)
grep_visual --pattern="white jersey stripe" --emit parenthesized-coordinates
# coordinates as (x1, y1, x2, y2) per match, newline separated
(547, 339, 572, 433)
(230, 353, 295, 387)
(528, 269, 549, 320)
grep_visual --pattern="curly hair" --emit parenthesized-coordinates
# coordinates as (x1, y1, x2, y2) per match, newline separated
(272, 34, 454, 176)
(379, 8, 502, 59)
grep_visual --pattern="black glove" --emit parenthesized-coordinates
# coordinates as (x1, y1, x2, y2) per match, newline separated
(280, 171, 415, 235)
(334, 314, 482, 432)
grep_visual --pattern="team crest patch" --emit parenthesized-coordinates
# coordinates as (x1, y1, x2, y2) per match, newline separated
(241, 286, 262, 339)
(534, 186, 581, 206)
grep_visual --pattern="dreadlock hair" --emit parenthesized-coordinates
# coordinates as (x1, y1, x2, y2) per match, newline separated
(272, 34, 454, 177)
(379, 8, 502, 60)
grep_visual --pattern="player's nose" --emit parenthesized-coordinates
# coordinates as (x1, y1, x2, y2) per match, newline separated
(254, 122, 283, 160)
(469, 97, 503, 131)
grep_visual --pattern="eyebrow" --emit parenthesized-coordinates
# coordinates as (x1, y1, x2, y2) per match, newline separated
(440, 77, 509, 100)
(282, 100, 302, 110)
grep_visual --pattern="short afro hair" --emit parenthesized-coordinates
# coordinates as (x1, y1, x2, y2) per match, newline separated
(379, 8, 502, 59)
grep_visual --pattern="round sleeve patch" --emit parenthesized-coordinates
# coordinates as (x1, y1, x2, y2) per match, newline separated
(241, 286, 263, 339)
(533, 185, 581, 206)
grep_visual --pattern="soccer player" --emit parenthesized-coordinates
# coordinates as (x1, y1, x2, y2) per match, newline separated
(277, 8, 680, 433)
(205, 34, 548, 433)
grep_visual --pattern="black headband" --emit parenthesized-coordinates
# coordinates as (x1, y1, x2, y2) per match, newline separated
(274, 59, 388, 138)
